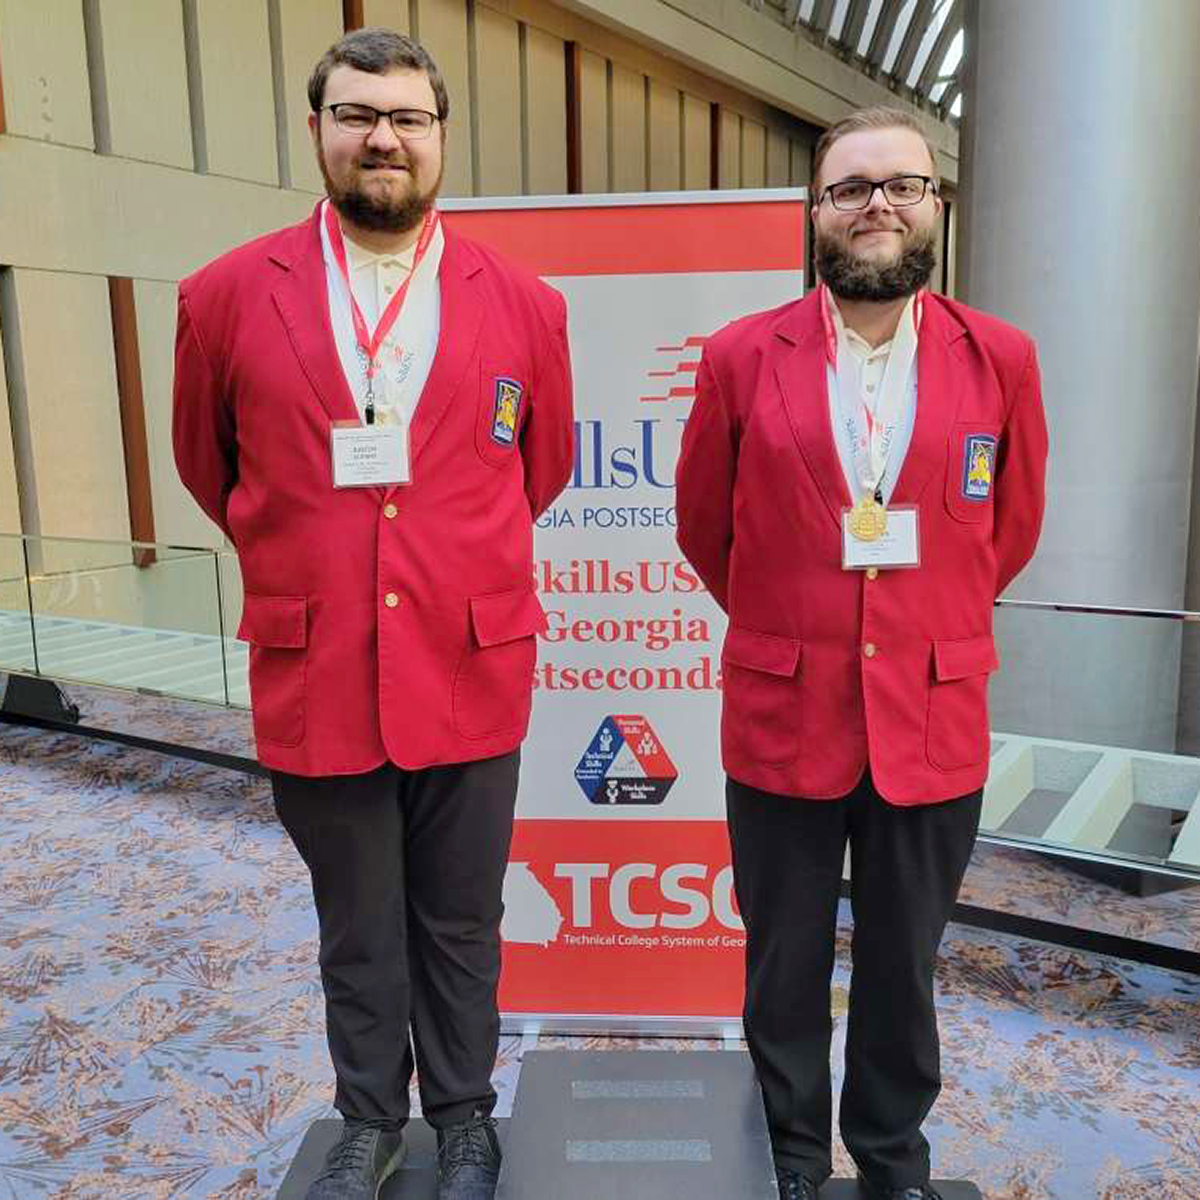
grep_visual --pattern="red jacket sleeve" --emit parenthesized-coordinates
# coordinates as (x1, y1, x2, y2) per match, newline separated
(520, 287, 575, 520)
(675, 346, 738, 612)
(172, 285, 237, 541)
(994, 339, 1048, 595)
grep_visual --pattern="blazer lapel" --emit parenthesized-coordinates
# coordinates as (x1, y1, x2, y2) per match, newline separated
(891, 297, 967, 506)
(408, 231, 484, 467)
(270, 210, 361, 430)
(775, 300, 852, 529)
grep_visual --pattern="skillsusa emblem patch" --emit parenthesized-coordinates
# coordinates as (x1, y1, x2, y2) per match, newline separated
(962, 434, 997, 500)
(491, 377, 523, 446)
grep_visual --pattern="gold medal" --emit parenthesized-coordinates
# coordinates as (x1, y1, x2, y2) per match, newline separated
(848, 494, 888, 542)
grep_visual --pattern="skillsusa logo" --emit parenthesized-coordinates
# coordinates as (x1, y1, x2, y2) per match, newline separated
(574, 715, 678, 805)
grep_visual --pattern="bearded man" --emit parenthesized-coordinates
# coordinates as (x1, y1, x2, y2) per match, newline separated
(173, 28, 573, 1200)
(675, 108, 1047, 1199)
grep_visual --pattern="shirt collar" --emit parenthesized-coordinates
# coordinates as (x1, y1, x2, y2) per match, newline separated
(818, 283, 923, 367)
(343, 231, 418, 273)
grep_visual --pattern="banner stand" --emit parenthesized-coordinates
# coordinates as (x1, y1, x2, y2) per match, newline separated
(441, 191, 807, 1036)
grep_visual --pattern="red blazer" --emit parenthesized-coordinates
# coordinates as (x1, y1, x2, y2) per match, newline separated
(676, 290, 1047, 805)
(173, 205, 574, 776)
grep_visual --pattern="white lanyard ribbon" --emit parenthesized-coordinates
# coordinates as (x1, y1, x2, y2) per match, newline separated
(829, 292, 919, 500)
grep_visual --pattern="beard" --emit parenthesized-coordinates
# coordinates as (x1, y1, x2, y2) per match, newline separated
(815, 224, 937, 302)
(318, 139, 443, 235)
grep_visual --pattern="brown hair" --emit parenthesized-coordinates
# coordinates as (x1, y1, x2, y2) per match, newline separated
(308, 28, 449, 122)
(812, 106, 939, 194)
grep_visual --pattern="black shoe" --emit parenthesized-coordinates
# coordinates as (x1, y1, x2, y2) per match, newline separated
(775, 1167, 820, 1198)
(306, 1120, 405, 1198)
(857, 1175, 944, 1200)
(436, 1113, 502, 1199)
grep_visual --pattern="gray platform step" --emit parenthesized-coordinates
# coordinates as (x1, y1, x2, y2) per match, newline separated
(497, 1050, 775, 1199)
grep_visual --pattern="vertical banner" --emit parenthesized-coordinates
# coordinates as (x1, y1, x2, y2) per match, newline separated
(441, 191, 806, 1027)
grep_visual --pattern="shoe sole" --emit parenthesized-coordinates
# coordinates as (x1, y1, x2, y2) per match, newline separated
(375, 1138, 408, 1199)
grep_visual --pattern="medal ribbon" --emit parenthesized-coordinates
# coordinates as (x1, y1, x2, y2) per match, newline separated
(323, 200, 439, 422)
(820, 283, 922, 502)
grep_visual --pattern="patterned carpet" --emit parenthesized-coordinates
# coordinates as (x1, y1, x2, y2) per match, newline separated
(0, 719, 1197, 1198)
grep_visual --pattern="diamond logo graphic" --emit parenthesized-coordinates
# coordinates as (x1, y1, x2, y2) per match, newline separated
(574, 715, 678, 805)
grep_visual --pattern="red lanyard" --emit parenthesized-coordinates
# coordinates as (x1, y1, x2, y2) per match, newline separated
(818, 283, 924, 370)
(324, 201, 439, 423)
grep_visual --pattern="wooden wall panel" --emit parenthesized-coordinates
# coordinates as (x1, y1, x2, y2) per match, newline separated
(681, 93, 710, 191)
(277, 0, 344, 193)
(0, 0, 93, 149)
(790, 137, 812, 187)
(474, 6, 522, 195)
(766, 127, 790, 187)
(8, 271, 130, 561)
(192, 0, 278, 185)
(0, 319, 19, 535)
(647, 79, 680, 192)
(577, 48, 608, 193)
(717, 109, 739, 188)
(89, 0, 192, 168)
(741, 118, 766, 188)
(414, 0, 472, 195)
(133, 280, 224, 548)
(525, 26, 567, 195)
(361, 0, 409, 28)
(610, 62, 646, 193)
(108, 277, 156, 557)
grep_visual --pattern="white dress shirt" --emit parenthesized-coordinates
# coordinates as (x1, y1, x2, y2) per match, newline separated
(320, 203, 444, 426)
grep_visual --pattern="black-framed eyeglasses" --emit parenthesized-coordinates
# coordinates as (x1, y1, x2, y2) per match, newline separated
(819, 175, 937, 211)
(322, 103, 440, 139)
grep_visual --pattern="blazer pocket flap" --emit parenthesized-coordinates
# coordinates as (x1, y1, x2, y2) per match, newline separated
(237, 594, 307, 648)
(933, 635, 999, 682)
(723, 627, 801, 677)
(469, 588, 548, 648)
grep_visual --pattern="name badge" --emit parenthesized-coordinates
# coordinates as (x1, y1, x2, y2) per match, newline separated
(331, 422, 410, 489)
(841, 505, 920, 570)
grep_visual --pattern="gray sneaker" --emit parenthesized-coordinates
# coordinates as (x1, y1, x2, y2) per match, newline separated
(436, 1114, 502, 1199)
(306, 1120, 406, 1199)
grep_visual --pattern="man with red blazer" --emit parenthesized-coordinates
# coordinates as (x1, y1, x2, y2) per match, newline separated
(676, 107, 1047, 1200)
(173, 29, 572, 1200)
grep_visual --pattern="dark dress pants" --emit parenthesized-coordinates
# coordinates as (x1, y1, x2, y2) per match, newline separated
(272, 752, 519, 1130)
(727, 771, 981, 1190)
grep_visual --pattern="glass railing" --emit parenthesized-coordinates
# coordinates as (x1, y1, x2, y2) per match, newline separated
(0, 531, 245, 707)
(1, 531, 1199, 883)
(986, 599, 1200, 880)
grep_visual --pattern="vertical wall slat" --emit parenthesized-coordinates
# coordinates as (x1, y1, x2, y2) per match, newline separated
(718, 109, 740, 188)
(577, 48, 608, 193)
(681, 93, 710, 190)
(108, 277, 156, 565)
(766, 127, 790, 187)
(0, 275, 26, 535)
(187, 0, 278, 186)
(361, 0, 409, 29)
(415, 0, 473, 196)
(610, 62, 646, 192)
(742, 118, 767, 187)
(524, 25, 566, 195)
(474, 6, 521, 195)
(565, 42, 582, 194)
(278, 1, 346, 195)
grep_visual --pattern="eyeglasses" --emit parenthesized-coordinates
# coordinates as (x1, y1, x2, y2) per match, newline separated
(819, 175, 937, 211)
(322, 103, 439, 139)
